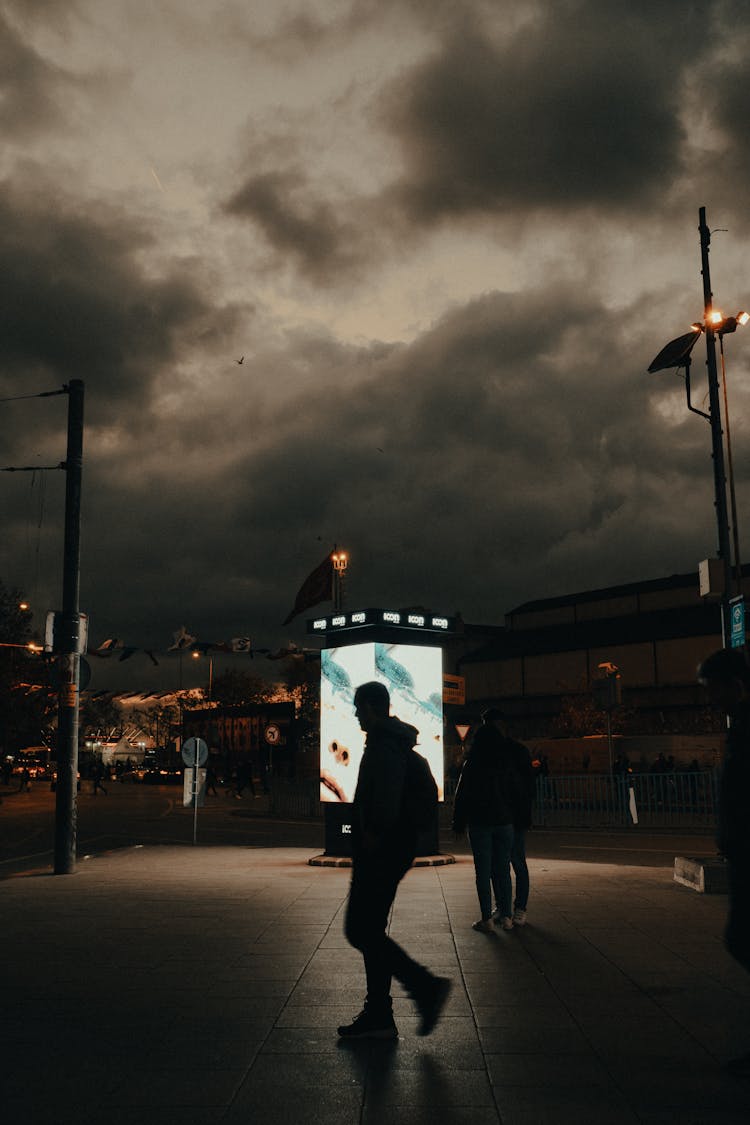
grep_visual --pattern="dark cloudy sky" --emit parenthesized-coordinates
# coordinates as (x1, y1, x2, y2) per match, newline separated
(2, 0, 750, 686)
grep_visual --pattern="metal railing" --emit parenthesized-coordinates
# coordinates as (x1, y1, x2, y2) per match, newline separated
(534, 770, 719, 829)
(264, 770, 720, 830)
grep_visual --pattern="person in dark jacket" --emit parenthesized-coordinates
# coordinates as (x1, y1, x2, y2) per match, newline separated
(452, 708, 534, 932)
(698, 648, 750, 1076)
(338, 681, 451, 1040)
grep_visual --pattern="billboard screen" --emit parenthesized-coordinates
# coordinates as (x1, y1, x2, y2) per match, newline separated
(320, 641, 444, 804)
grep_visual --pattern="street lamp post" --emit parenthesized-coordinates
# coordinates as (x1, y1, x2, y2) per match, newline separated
(698, 208, 733, 635)
(192, 649, 214, 699)
(648, 207, 746, 645)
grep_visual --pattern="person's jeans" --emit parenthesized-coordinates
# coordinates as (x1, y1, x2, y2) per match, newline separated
(511, 829, 529, 912)
(468, 822, 514, 919)
(345, 850, 432, 1015)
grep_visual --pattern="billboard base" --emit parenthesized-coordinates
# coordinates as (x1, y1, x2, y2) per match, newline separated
(313, 804, 452, 866)
(308, 853, 456, 868)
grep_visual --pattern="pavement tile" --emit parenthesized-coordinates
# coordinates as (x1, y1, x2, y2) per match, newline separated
(492, 1085, 641, 1124)
(224, 1084, 364, 1123)
(362, 1108, 501, 1124)
(622, 1060, 750, 1113)
(637, 1112, 750, 1125)
(5, 844, 750, 1125)
(486, 1052, 616, 1089)
(103, 1067, 246, 1108)
(367, 1037, 486, 1071)
(87, 1111, 226, 1125)
(246, 1048, 369, 1086)
(473, 1003, 578, 1029)
(365, 1065, 496, 1106)
(261, 1027, 360, 1053)
(477, 1025, 592, 1055)
(582, 1016, 714, 1060)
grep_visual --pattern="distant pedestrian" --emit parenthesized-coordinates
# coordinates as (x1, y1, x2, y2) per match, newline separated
(338, 681, 451, 1040)
(613, 752, 630, 775)
(452, 709, 534, 932)
(235, 760, 255, 798)
(697, 648, 750, 1076)
(92, 762, 108, 797)
(206, 763, 218, 796)
(18, 765, 31, 792)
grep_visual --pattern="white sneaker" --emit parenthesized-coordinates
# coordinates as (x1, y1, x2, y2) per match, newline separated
(513, 909, 527, 926)
(472, 918, 494, 933)
(493, 915, 513, 931)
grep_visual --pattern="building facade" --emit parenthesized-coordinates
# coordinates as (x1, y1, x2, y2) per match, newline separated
(455, 568, 749, 770)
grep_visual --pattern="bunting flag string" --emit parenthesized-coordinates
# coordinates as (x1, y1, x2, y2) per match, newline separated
(89, 630, 274, 665)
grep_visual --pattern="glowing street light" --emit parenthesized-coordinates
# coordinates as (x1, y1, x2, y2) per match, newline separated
(332, 549, 348, 612)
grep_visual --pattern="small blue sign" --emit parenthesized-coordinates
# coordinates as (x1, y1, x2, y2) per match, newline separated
(730, 597, 745, 649)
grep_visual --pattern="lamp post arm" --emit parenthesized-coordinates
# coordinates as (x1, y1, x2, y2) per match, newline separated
(684, 360, 711, 421)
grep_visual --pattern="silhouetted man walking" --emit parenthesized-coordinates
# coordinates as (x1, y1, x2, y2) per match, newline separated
(338, 680, 451, 1039)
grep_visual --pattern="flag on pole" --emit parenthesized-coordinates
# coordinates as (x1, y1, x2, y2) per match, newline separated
(91, 638, 159, 665)
(169, 626, 197, 651)
(267, 642, 300, 660)
(94, 638, 122, 655)
(282, 551, 334, 625)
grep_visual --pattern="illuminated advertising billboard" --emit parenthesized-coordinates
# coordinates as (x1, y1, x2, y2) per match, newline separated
(320, 641, 444, 804)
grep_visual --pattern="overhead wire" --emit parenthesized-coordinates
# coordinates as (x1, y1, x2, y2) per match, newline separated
(0, 388, 67, 404)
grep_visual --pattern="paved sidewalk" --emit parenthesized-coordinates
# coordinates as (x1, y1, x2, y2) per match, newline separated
(2, 845, 749, 1125)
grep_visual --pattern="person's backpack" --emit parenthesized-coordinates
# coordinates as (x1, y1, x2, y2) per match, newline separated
(401, 748, 438, 832)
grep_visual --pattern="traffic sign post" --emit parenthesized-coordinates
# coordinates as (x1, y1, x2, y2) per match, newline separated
(182, 737, 208, 845)
(730, 596, 745, 649)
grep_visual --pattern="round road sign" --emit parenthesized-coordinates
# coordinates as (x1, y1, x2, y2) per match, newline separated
(182, 736, 208, 768)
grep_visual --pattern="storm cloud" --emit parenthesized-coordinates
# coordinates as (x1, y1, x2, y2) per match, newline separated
(1, 0, 748, 690)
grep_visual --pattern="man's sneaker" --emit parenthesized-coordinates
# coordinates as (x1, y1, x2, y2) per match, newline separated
(472, 918, 494, 933)
(337, 1008, 398, 1040)
(512, 909, 527, 926)
(493, 915, 514, 931)
(414, 976, 452, 1037)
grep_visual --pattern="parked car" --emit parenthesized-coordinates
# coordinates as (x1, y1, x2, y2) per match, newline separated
(13, 758, 48, 780)
(49, 769, 81, 792)
(119, 767, 147, 783)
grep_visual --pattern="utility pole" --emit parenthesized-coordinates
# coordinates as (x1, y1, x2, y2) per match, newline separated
(698, 207, 733, 644)
(54, 380, 84, 874)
